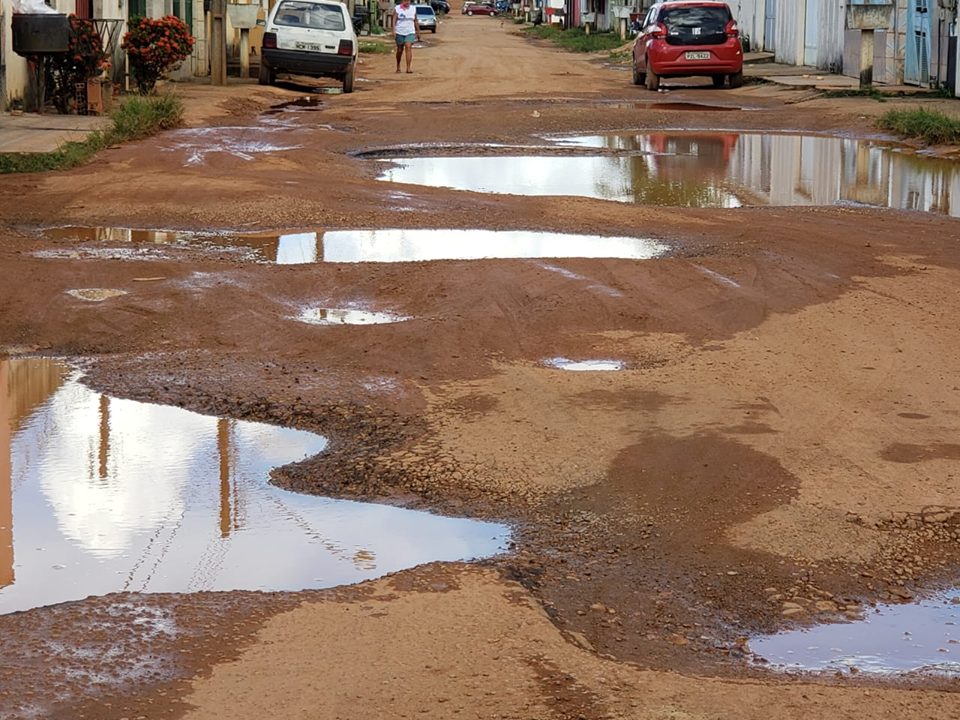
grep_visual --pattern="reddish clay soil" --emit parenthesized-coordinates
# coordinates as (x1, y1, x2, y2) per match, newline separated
(2, 11, 960, 720)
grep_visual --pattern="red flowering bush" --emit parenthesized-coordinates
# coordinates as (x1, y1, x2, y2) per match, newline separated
(122, 15, 195, 94)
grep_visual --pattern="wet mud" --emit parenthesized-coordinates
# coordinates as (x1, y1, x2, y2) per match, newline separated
(3, 20, 960, 717)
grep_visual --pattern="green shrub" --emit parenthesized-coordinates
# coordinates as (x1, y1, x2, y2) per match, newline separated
(877, 107, 960, 145)
(523, 26, 623, 53)
(359, 41, 393, 54)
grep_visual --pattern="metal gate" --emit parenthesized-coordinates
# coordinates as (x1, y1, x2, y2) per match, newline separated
(904, 0, 931, 85)
(803, 0, 818, 66)
(763, 0, 775, 52)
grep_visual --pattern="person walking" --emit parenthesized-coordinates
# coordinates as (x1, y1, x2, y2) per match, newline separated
(394, 0, 421, 73)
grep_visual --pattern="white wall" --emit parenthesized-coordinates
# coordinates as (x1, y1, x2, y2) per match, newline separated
(775, 0, 806, 65)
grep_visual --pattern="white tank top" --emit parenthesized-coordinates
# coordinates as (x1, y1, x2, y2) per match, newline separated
(395, 4, 417, 35)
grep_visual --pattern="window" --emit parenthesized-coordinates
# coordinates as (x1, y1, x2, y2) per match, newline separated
(274, 1, 346, 30)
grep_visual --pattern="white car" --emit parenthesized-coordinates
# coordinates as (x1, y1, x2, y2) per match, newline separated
(415, 4, 438, 32)
(259, 0, 358, 93)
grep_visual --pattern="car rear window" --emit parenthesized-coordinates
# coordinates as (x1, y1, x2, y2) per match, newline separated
(659, 5, 730, 45)
(416, 6, 435, 14)
(274, 1, 346, 30)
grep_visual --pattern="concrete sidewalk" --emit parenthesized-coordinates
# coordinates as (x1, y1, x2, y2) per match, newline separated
(0, 113, 109, 154)
(744, 56, 936, 93)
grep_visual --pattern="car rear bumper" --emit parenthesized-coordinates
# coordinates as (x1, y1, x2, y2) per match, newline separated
(262, 48, 354, 77)
(649, 40, 742, 76)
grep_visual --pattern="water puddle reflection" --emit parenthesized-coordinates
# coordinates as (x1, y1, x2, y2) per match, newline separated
(0, 358, 508, 614)
(544, 358, 625, 371)
(378, 133, 960, 215)
(41, 227, 669, 264)
(296, 307, 410, 325)
(750, 589, 960, 675)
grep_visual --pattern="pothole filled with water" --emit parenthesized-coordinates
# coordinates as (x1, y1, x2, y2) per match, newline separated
(0, 358, 508, 614)
(377, 132, 960, 215)
(65, 289, 128, 302)
(296, 307, 411, 325)
(39, 228, 669, 264)
(544, 358, 625, 371)
(750, 588, 960, 676)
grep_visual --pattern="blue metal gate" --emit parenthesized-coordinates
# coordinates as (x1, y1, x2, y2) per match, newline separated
(905, 0, 931, 85)
(764, 0, 776, 52)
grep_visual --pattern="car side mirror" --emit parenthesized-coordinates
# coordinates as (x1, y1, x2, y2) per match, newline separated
(257, 18, 266, 25)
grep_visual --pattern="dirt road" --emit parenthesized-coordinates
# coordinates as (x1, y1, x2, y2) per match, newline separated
(2, 9, 960, 720)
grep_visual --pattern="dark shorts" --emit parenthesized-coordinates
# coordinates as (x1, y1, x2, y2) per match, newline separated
(396, 33, 416, 45)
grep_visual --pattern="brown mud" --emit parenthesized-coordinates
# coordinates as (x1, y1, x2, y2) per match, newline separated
(2, 8, 960, 719)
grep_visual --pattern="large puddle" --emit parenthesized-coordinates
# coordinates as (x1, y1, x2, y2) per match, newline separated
(377, 132, 960, 215)
(0, 358, 508, 614)
(41, 227, 668, 263)
(750, 589, 960, 675)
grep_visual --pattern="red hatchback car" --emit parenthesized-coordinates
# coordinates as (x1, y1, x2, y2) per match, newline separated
(632, 1, 743, 90)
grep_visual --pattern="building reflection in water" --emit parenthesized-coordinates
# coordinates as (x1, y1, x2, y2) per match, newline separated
(0, 359, 508, 614)
(0, 359, 67, 589)
(569, 132, 960, 216)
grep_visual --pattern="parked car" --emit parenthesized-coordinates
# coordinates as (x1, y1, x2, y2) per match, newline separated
(415, 4, 439, 32)
(430, 0, 450, 13)
(260, 0, 358, 92)
(462, 1, 498, 15)
(631, 1, 743, 91)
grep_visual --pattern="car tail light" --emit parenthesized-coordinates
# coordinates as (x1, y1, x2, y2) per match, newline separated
(725, 20, 739, 37)
(338, 39, 353, 55)
(262, 31, 277, 49)
(651, 22, 667, 39)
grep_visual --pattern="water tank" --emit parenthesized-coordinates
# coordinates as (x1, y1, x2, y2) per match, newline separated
(11, 14, 70, 56)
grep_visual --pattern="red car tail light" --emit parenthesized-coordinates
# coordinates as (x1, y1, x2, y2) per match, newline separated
(338, 39, 353, 55)
(725, 20, 739, 37)
(262, 31, 277, 49)
(651, 22, 667, 38)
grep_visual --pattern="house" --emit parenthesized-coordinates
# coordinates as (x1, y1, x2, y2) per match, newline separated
(734, 0, 956, 90)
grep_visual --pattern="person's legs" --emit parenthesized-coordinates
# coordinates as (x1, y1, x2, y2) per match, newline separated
(404, 41, 413, 72)
(395, 39, 403, 72)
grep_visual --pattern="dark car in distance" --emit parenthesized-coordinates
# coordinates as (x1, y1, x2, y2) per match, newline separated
(430, 0, 450, 13)
(632, 0, 743, 90)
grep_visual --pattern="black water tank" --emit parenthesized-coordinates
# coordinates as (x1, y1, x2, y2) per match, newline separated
(11, 14, 70, 56)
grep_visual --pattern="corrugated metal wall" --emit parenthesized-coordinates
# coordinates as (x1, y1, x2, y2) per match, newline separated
(775, 0, 803, 64)
(817, 0, 845, 72)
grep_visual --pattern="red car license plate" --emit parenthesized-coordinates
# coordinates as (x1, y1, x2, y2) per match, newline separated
(685, 51, 711, 60)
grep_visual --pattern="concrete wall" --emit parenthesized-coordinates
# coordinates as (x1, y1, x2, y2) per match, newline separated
(729, 0, 764, 53)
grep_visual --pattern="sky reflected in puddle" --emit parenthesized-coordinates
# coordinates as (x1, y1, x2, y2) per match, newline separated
(0, 358, 508, 614)
(544, 358, 625, 371)
(41, 227, 668, 264)
(378, 133, 960, 215)
(750, 588, 960, 675)
(296, 307, 411, 325)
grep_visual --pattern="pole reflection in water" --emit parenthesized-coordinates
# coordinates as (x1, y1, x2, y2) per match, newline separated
(0, 359, 509, 614)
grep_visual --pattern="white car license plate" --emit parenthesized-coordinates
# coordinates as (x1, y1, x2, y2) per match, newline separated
(296, 42, 323, 51)
(685, 51, 711, 60)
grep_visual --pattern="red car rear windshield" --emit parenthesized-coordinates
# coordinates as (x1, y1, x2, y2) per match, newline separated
(659, 5, 731, 46)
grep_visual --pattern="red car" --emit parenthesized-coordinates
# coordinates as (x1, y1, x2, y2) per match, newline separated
(632, 1, 743, 90)
(462, 2, 498, 15)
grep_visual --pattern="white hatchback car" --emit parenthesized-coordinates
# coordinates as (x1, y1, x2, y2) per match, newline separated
(260, 0, 358, 92)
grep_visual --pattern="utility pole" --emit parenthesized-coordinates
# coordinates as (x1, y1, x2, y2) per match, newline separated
(211, 0, 228, 85)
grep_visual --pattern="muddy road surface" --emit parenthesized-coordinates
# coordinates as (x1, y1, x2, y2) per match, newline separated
(2, 10, 960, 720)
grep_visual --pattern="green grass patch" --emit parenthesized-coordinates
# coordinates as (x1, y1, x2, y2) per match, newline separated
(877, 106, 960, 145)
(0, 94, 184, 174)
(523, 26, 624, 53)
(360, 41, 393, 54)
(608, 49, 630, 64)
(820, 86, 887, 102)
